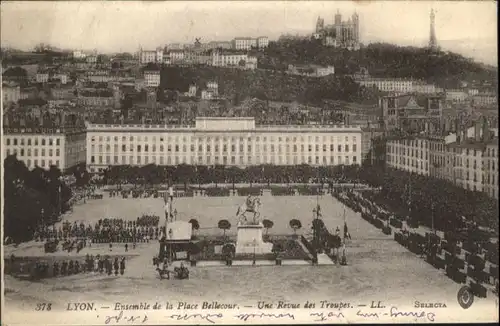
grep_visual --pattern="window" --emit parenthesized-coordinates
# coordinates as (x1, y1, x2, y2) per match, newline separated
(137, 145, 141, 152)
(122, 145, 126, 151)
(353, 144, 357, 152)
(6, 138, 10, 145)
(56, 149, 60, 156)
(338, 145, 342, 152)
(56, 139, 60, 146)
(145, 145, 149, 152)
(41, 149, 46, 156)
(345, 145, 349, 152)
(41, 139, 45, 146)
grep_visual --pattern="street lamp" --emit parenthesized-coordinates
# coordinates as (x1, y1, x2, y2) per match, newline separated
(252, 238, 256, 265)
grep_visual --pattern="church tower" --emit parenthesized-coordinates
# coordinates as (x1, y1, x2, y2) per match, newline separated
(429, 9, 438, 50)
(334, 9, 342, 25)
(316, 16, 324, 33)
(352, 11, 359, 45)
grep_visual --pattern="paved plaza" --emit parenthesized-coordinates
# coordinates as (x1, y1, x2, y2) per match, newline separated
(4, 194, 498, 314)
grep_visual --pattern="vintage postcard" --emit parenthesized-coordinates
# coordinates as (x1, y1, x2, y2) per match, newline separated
(1, 1, 498, 324)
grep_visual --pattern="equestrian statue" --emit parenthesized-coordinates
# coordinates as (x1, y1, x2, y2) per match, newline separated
(236, 195, 262, 225)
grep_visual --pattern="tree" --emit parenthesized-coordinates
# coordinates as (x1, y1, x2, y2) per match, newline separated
(218, 219, 231, 239)
(226, 166, 241, 190)
(262, 219, 274, 235)
(289, 219, 302, 235)
(176, 164, 195, 191)
(3, 155, 73, 242)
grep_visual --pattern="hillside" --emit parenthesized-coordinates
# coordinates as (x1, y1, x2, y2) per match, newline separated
(257, 40, 498, 89)
(155, 65, 380, 106)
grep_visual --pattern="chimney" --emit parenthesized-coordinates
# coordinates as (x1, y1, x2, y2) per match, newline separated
(39, 112, 44, 126)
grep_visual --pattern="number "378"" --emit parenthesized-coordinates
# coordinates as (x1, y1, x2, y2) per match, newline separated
(35, 303, 52, 311)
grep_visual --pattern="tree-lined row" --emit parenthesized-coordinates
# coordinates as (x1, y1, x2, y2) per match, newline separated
(102, 163, 364, 189)
(358, 165, 499, 234)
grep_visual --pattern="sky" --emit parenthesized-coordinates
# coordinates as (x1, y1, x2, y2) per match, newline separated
(1, 1, 497, 65)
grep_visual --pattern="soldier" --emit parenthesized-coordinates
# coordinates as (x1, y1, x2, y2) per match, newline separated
(53, 261, 59, 277)
(120, 257, 126, 275)
(113, 258, 119, 276)
(61, 261, 68, 276)
(68, 260, 74, 275)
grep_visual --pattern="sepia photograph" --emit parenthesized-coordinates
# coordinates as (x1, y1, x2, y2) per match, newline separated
(1, 1, 498, 324)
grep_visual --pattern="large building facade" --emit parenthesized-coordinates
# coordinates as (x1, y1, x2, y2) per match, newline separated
(3, 127, 87, 171)
(86, 117, 362, 173)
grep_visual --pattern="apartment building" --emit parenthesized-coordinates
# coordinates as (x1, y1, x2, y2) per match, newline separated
(86, 117, 362, 173)
(233, 37, 258, 50)
(483, 139, 499, 199)
(288, 64, 335, 77)
(386, 119, 499, 198)
(356, 78, 414, 93)
(2, 83, 21, 104)
(36, 72, 50, 83)
(140, 50, 157, 64)
(144, 70, 161, 88)
(445, 90, 469, 103)
(3, 123, 86, 172)
(472, 94, 497, 106)
(211, 51, 257, 69)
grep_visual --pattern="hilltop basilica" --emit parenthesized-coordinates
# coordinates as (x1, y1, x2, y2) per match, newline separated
(313, 10, 360, 50)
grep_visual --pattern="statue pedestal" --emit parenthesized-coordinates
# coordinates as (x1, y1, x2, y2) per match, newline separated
(235, 222, 273, 255)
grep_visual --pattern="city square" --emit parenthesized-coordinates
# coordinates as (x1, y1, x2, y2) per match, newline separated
(2, 1, 498, 324)
(4, 189, 497, 313)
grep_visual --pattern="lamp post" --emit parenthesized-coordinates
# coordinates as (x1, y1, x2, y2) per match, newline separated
(252, 238, 256, 266)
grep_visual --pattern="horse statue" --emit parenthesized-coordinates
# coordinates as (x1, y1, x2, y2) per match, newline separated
(236, 196, 262, 225)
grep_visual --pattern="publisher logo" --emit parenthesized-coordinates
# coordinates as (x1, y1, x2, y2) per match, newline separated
(457, 286, 474, 309)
